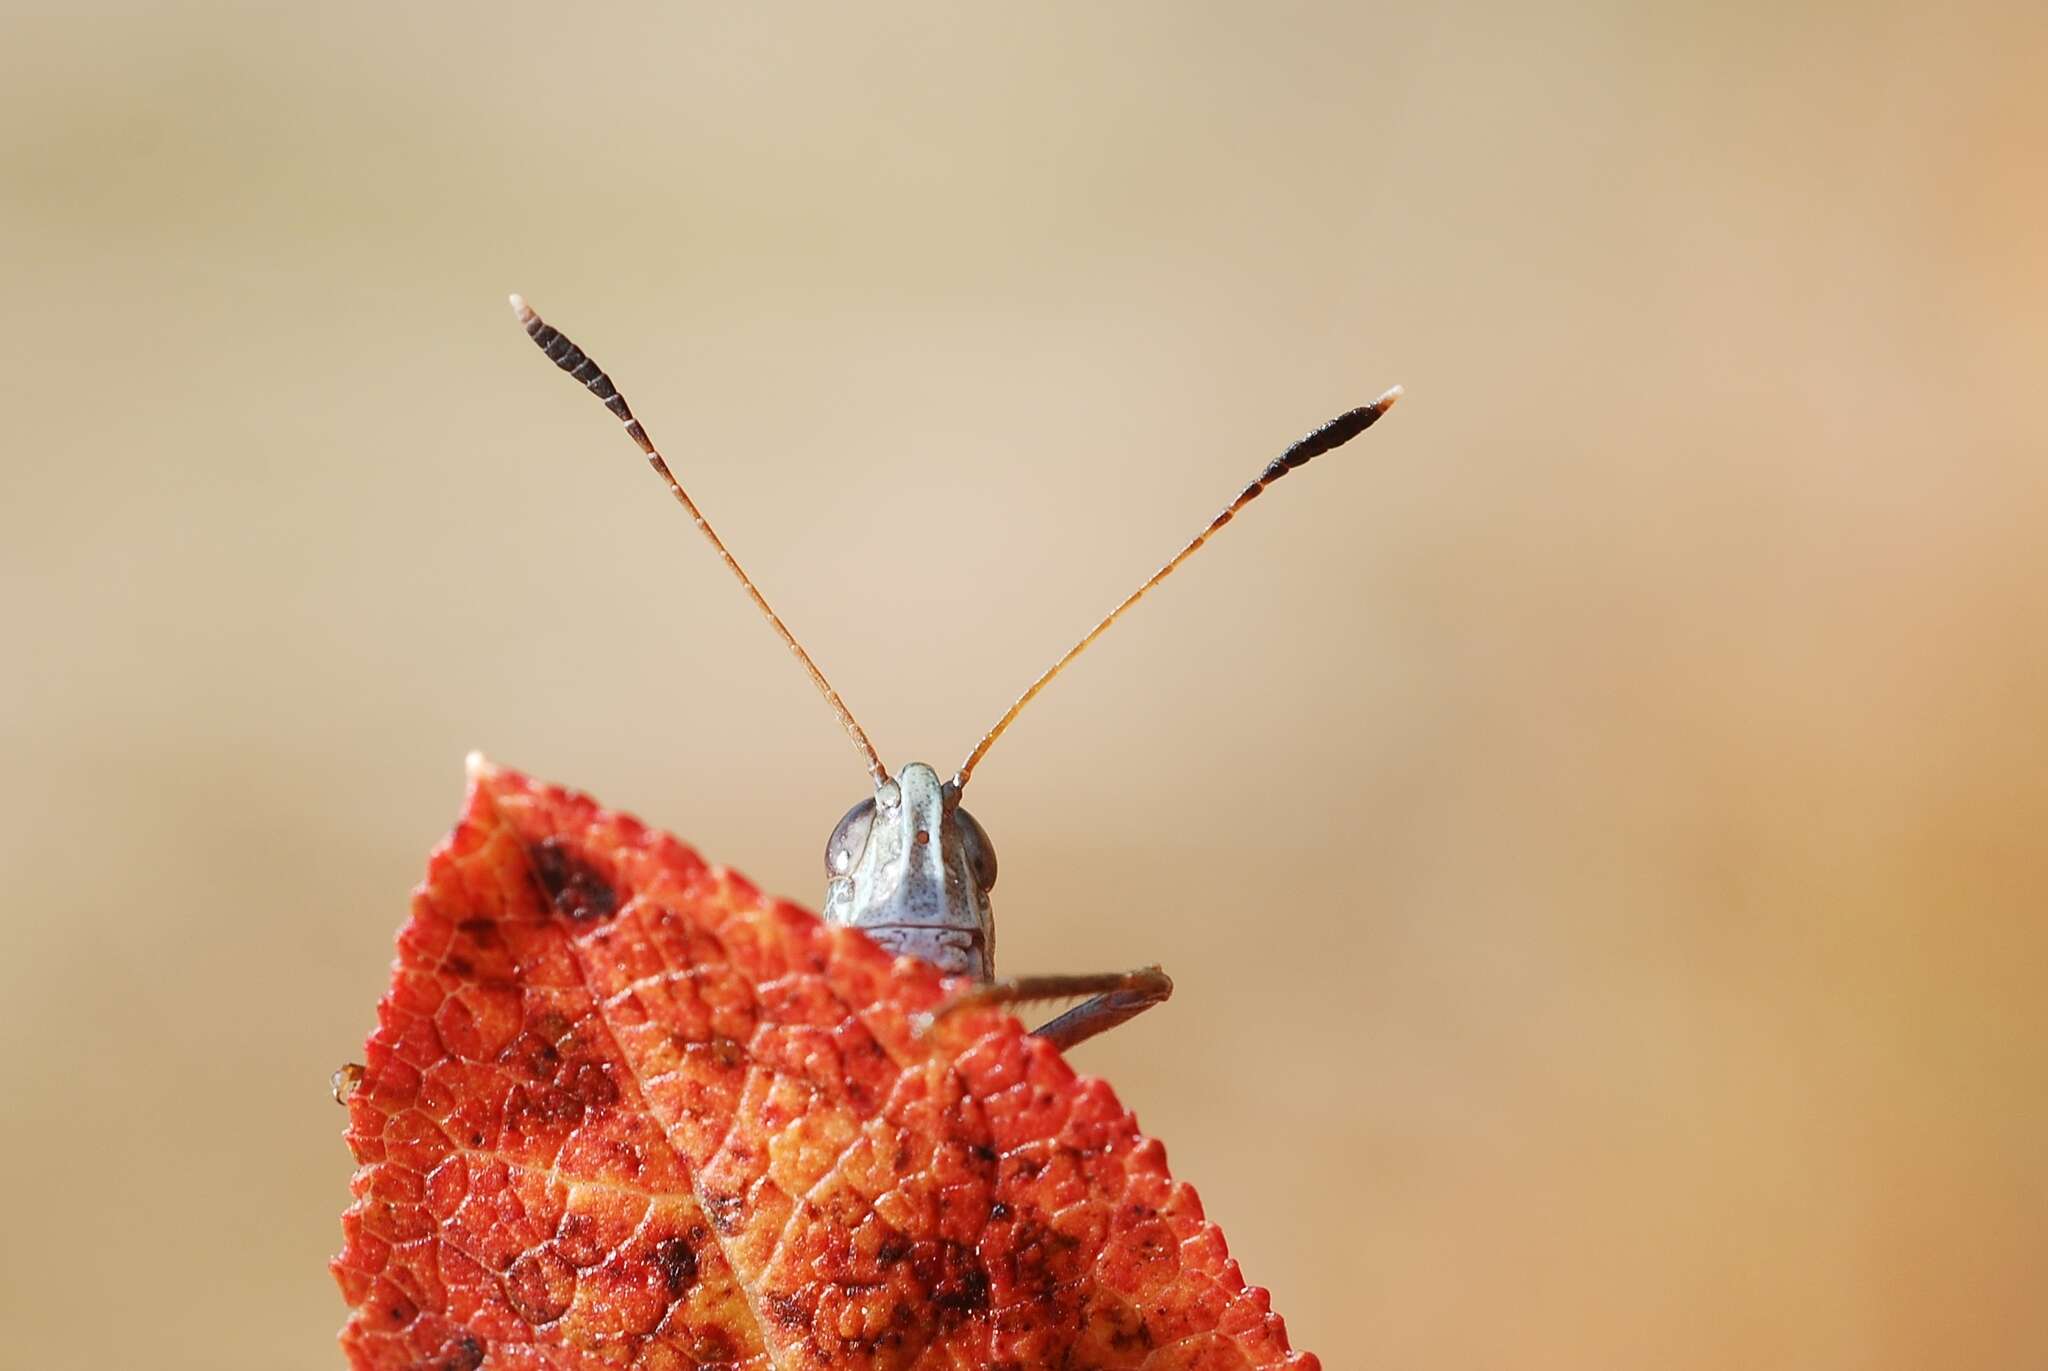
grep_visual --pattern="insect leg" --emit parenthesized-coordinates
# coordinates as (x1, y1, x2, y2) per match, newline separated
(925, 966, 1173, 1049)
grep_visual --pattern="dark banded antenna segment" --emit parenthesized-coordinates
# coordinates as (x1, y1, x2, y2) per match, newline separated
(510, 295, 889, 785)
(952, 384, 1403, 790)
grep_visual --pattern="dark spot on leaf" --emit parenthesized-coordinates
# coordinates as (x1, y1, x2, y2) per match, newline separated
(557, 1212, 606, 1267)
(416, 1332, 485, 1371)
(1002, 1219, 1071, 1300)
(506, 1246, 576, 1324)
(505, 1082, 583, 1135)
(1091, 1292, 1154, 1354)
(705, 1192, 744, 1236)
(529, 837, 618, 921)
(652, 1236, 698, 1294)
(931, 1261, 992, 1330)
(989, 1201, 1012, 1221)
(767, 1293, 808, 1329)
(502, 1032, 561, 1080)
(910, 1240, 992, 1332)
(876, 1233, 910, 1266)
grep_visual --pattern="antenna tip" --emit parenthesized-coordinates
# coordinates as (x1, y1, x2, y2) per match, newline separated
(1372, 384, 1404, 413)
(508, 293, 534, 322)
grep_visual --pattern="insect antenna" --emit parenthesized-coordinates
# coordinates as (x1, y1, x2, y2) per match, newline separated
(510, 295, 888, 785)
(951, 385, 1404, 790)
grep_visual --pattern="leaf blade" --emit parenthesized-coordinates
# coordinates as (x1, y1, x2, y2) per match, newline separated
(334, 759, 1316, 1371)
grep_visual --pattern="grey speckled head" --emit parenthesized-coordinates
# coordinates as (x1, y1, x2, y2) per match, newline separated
(822, 761, 998, 979)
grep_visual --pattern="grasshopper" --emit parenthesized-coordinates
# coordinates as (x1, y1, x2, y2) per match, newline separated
(512, 295, 1398, 1049)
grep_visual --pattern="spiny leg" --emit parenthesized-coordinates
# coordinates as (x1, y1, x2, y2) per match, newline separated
(927, 966, 1173, 1051)
(1028, 969, 1175, 1049)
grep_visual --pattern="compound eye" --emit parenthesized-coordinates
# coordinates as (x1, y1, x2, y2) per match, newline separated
(954, 805, 998, 892)
(825, 797, 876, 876)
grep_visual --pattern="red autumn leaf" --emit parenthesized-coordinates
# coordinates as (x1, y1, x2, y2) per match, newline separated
(333, 758, 1316, 1371)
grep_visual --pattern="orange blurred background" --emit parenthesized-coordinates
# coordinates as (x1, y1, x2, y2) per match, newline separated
(3, 4, 2044, 1367)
